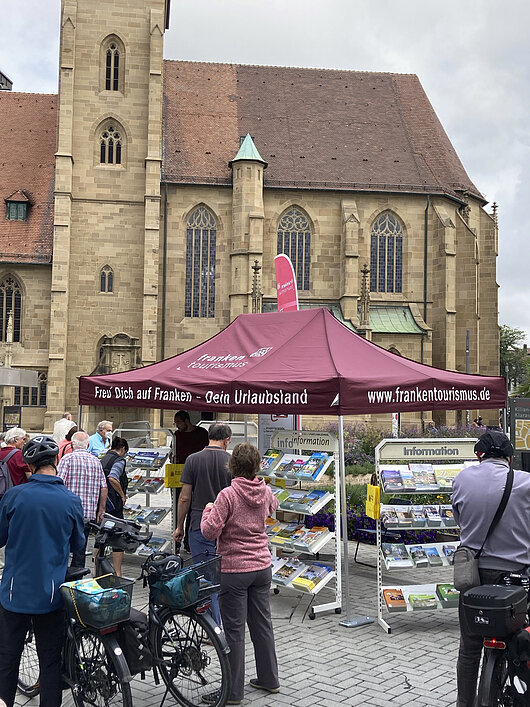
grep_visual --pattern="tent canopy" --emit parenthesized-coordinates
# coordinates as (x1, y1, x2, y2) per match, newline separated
(79, 308, 506, 415)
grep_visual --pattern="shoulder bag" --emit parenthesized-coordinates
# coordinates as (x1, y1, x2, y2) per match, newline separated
(453, 466, 514, 593)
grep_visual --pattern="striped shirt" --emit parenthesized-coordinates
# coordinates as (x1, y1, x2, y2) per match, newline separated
(57, 450, 107, 520)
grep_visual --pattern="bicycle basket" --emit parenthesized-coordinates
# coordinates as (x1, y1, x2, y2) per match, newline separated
(462, 584, 527, 638)
(60, 574, 134, 629)
(150, 555, 221, 609)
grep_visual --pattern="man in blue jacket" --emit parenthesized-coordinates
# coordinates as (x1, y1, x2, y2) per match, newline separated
(0, 435, 85, 707)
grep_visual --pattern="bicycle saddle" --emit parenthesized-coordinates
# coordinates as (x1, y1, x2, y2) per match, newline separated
(66, 567, 91, 582)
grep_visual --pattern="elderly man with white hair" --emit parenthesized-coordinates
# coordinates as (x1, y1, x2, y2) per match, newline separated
(57, 431, 108, 568)
(0, 428, 30, 489)
(87, 419, 113, 457)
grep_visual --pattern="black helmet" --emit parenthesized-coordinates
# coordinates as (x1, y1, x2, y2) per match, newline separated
(22, 435, 59, 465)
(474, 430, 514, 459)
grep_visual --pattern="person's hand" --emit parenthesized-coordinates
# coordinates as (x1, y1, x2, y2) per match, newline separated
(96, 508, 105, 523)
(173, 527, 184, 542)
(204, 502, 214, 510)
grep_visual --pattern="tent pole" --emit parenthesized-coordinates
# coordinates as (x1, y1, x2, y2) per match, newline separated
(338, 415, 374, 629)
(78, 405, 82, 430)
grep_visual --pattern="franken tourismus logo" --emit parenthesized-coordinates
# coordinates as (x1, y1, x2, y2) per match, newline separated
(250, 347, 273, 357)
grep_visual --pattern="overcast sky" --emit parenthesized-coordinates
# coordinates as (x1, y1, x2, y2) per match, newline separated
(3, 0, 529, 345)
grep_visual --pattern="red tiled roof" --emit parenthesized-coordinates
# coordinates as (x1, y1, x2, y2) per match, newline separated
(0, 93, 57, 264)
(162, 61, 482, 201)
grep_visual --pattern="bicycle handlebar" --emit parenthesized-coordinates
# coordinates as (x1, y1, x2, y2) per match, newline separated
(90, 517, 152, 547)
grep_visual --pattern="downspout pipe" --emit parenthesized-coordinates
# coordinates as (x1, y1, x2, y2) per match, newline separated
(423, 194, 430, 324)
(421, 195, 430, 432)
(160, 182, 168, 426)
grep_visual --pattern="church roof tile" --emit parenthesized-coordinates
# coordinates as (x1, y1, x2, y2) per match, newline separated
(0, 92, 56, 264)
(162, 61, 482, 202)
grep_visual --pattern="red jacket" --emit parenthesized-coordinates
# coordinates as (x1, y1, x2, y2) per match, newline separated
(0, 446, 29, 486)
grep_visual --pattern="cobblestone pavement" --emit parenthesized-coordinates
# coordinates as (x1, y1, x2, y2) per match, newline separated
(13, 539, 460, 707)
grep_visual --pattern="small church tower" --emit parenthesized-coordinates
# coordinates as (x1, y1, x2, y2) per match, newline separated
(229, 134, 267, 318)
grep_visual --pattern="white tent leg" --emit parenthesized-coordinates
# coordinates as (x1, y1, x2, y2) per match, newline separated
(338, 415, 374, 629)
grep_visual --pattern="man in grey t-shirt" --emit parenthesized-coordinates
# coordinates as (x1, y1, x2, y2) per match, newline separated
(452, 430, 530, 707)
(172, 422, 232, 625)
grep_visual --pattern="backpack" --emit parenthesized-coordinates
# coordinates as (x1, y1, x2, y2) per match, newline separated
(117, 607, 153, 676)
(100, 451, 128, 514)
(0, 448, 18, 499)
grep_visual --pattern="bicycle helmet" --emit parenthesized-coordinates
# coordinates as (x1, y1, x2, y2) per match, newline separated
(474, 430, 514, 459)
(22, 435, 59, 465)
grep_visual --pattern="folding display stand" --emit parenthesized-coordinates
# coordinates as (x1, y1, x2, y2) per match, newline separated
(374, 437, 476, 633)
(268, 430, 342, 619)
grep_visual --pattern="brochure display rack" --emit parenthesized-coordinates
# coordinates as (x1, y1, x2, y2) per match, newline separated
(262, 430, 341, 619)
(374, 438, 477, 633)
(123, 444, 172, 553)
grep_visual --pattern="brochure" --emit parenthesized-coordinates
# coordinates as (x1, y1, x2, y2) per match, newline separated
(295, 452, 331, 481)
(291, 562, 332, 592)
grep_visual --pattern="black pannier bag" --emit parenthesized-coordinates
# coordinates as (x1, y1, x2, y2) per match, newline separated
(462, 584, 527, 638)
(118, 607, 153, 675)
(508, 626, 530, 688)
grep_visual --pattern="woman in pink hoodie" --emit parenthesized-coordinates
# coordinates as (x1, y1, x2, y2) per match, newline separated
(201, 443, 280, 706)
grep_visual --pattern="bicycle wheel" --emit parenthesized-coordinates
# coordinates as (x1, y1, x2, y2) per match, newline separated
(17, 626, 40, 698)
(65, 625, 132, 707)
(476, 650, 511, 707)
(152, 608, 230, 707)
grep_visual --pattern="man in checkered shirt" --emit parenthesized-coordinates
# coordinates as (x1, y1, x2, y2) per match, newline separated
(57, 431, 108, 568)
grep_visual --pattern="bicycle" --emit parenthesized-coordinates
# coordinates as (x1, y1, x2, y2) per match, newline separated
(17, 540, 145, 707)
(19, 514, 231, 707)
(462, 570, 530, 707)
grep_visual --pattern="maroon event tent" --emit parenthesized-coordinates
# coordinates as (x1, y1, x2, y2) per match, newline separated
(79, 307, 506, 626)
(79, 308, 506, 414)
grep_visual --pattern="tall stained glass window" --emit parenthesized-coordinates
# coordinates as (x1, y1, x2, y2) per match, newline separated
(276, 207, 311, 290)
(185, 206, 216, 318)
(106, 43, 120, 91)
(0, 275, 22, 342)
(369, 212, 404, 293)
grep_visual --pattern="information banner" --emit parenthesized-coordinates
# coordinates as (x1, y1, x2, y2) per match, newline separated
(376, 438, 476, 462)
(274, 254, 299, 312)
(270, 430, 339, 454)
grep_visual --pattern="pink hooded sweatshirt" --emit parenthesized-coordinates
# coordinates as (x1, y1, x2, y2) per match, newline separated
(201, 476, 279, 573)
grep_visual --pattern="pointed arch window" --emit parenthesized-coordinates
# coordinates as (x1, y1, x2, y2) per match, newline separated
(100, 265, 114, 293)
(106, 43, 120, 91)
(185, 206, 217, 318)
(100, 36, 125, 93)
(99, 123, 123, 166)
(0, 275, 22, 342)
(370, 212, 404, 293)
(276, 207, 311, 290)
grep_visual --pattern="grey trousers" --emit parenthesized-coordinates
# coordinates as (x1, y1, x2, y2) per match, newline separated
(456, 568, 506, 707)
(219, 567, 279, 701)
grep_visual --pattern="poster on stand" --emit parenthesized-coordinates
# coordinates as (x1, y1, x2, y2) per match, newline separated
(258, 414, 296, 454)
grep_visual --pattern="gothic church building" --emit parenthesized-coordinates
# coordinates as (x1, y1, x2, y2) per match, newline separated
(0, 0, 499, 431)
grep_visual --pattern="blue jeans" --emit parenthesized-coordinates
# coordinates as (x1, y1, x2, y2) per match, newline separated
(188, 528, 221, 627)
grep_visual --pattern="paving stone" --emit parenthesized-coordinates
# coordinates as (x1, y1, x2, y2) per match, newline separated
(12, 541, 462, 707)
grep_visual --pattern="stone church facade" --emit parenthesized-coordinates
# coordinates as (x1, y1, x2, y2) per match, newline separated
(0, 0, 499, 433)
